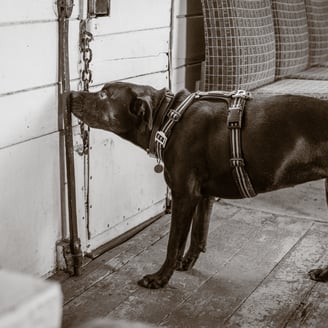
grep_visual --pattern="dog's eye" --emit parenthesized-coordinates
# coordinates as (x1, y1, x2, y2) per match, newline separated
(99, 91, 107, 100)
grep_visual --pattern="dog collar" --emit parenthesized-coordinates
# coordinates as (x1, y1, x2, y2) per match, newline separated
(148, 91, 175, 158)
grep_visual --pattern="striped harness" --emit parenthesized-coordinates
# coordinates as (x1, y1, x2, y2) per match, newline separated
(148, 90, 257, 199)
(226, 90, 256, 198)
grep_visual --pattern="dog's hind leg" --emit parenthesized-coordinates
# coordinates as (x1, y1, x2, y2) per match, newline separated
(138, 192, 198, 289)
(308, 178, 328, 282)
(176, 197, 214, 271)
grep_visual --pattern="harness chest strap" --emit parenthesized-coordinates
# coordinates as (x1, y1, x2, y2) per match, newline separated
(150, 90, 234, 160)
(154, 92, 198, 162)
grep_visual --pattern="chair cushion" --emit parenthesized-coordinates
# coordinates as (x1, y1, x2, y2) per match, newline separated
(254, 79, 328, 99)
(305, 0, 328, 66)
(289, 66, 328, 80)
(272, 0, 309, 78)
(201, 0, 275, 91)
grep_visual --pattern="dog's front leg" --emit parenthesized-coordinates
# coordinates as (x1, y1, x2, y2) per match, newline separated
(176, 197, 214, 271)
(138, 193, 198, 289)
(308, 178, 328, 282)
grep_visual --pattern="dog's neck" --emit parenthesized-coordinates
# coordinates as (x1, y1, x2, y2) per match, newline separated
(136, 89, 190, 153)
(117, 89, 190, 152)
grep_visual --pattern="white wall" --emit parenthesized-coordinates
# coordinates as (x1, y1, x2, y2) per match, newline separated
(0, 0, 172, 276)
(0, 1, 79, 277)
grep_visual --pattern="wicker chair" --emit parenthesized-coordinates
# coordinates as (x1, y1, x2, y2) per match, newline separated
(201, 0, 328, 99)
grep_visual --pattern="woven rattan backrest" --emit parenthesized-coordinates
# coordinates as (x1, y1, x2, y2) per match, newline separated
(305, 0, 328, 66)
(201, 0, 275, 91)
(272, 0, 309, 78)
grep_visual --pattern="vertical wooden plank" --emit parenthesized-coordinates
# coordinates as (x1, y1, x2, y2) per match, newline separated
(171, 0, 204, 92)
(173, 16, 205, 68)
(175, 0, 203, 16)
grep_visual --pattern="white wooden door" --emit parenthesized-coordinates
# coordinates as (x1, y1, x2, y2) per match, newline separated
(72, 0, 172, 253)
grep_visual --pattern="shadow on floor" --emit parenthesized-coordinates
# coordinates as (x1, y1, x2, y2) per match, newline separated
(55, 180, 328, 328)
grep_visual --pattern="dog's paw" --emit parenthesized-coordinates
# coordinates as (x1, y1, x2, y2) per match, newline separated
(308, 267, 328, 282)
(138, 274, 168, 289)
(176, 256, 197, 271)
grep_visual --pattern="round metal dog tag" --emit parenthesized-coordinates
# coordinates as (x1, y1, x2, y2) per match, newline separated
(154, 163, 163, 173)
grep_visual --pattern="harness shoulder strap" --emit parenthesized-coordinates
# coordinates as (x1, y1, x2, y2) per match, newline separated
(227, 90, 256, 198)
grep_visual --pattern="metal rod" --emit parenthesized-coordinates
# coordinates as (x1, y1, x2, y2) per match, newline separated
(58, 0, 83, 276)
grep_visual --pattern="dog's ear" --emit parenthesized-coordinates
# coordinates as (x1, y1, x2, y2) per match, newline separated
(131, 95, 153, 131)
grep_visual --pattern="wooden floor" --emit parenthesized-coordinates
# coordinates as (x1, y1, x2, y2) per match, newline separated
(54, 181, 328, 328)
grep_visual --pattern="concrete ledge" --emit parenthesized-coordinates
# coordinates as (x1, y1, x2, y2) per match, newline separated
(0, 270, 63, 328)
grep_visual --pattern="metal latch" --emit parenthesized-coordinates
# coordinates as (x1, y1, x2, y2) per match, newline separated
(88, 0, 110, 17)
(155, 131, 168, 148)
(168, 110, 181, 122)
(57, 0, 74, 18)
(232, 89, 252, 99)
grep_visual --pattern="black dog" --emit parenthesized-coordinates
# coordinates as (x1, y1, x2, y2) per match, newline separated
(70, 82, 328, 288)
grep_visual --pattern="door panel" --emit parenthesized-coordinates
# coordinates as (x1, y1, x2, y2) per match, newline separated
(70, 1, 172, 253)
(86, 131, 167, 250)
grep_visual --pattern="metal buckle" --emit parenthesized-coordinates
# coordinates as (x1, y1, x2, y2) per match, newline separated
(168, 110, 181, 122)
(230, 158, 245, 167)
(232, 90, 252, 99)
(227, 105, 242, 128)
(155, 131, 167, 148)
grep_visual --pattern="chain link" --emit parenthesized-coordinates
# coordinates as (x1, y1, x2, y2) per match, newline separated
(79, 20, 93, 92)
(78, 19, 93, 156)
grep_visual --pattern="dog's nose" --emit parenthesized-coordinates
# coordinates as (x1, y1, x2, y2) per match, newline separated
(69, 91, 82, 107)
(70, 91, 80, 100)
(69, 91, 83, 115)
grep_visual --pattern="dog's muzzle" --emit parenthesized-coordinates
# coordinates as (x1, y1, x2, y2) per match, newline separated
(69, 91, 85, 117)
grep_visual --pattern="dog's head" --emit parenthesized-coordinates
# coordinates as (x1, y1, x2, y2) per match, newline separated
(70, 82, 167, 137)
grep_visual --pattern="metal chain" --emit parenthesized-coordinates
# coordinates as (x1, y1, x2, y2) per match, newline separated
(78, 19, 93, 156)
(78, 18, 93, 240)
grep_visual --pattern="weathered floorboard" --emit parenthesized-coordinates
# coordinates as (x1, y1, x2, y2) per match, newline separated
(60, 199, 328, 328)
(162, 213, 313, 327)
(224, 223, 328, 328)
